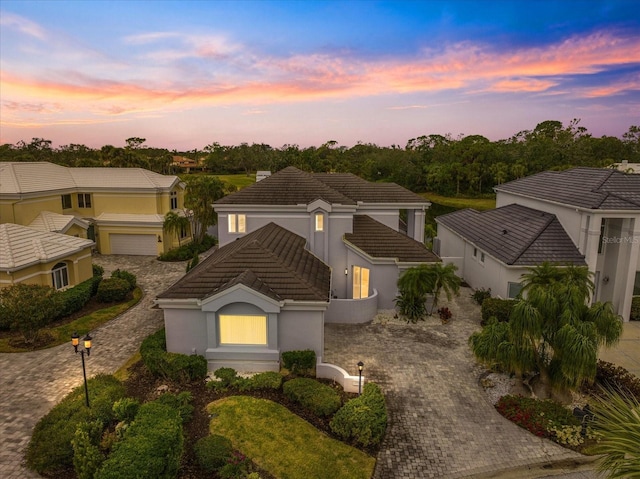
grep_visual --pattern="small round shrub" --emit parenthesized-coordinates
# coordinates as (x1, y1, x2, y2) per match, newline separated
(283, 378, 342, 417)
(111, 269, 136, 291)
(330, 382, 387, 447)
(96, 278, 130, 303)
(194, 435, 233, 472)
(242, 371, 283, 391)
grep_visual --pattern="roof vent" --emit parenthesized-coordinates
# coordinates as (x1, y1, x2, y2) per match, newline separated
(502, 229, 508, 235)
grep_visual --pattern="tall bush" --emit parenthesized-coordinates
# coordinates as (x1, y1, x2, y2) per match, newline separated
(281, 350, 316, 375)
(330, 383, 387, 447)
(140, 329, 208, 381)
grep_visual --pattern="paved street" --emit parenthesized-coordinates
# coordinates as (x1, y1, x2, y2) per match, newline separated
(0, 254, 637, 478)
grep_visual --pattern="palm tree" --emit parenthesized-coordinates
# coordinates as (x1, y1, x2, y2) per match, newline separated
(396, 263, 461, 322)
(163, 211, 190, 247)
(469, 263, 623, 401)
(591, 388, 640, 478)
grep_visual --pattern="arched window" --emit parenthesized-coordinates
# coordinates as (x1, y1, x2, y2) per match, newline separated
(51, 262, 69, 290)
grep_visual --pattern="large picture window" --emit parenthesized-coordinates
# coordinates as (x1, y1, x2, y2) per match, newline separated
(353, 266, 370, 299)
(228, 214, 246, 233)
(51, 262, 69, 290)
(219, 315, 267, 345)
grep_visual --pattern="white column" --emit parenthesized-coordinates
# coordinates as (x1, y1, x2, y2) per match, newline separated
(619, 218, 639, 322)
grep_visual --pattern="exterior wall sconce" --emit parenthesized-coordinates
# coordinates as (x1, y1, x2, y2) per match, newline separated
(344, 268, 348, 276)
(157, 235, 162, 243)
(602, 276, 609, 284)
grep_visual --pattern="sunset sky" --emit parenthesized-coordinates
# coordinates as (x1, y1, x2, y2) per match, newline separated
(1, 0, 639, 150)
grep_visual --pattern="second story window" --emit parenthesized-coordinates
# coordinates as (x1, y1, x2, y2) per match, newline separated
(315, 213, 324, 232)
(78, 193, 91, 208)
(170, 191, 178, 209)
(61, 194, 72, 209)
(229, 214, 246, 233)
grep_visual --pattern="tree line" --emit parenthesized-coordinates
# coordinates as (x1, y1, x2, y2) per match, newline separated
(1, 120, 638, 196)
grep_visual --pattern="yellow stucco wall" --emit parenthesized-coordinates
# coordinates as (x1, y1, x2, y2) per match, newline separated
(4, 195, 64, 225)
(0, 249, 94, 289)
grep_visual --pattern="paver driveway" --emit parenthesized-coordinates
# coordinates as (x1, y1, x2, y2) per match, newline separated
(324, 290, 584, 479)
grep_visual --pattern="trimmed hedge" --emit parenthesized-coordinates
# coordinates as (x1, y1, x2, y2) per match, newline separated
(25, 375, 126, 474)
(283, 378, 342, 417)
(282, 349, 316, 375)
(330, 383, 387, 447)
(242, 371, 283, 391)
(56, 275, 103, 320)
(111, 269, 136, 291)
(94, 401, 184, 479)
(96, 278, 130, 303)
(195, 435, 233, 473)
(481, 298, 516, 326)
(140, 329, 208, 382)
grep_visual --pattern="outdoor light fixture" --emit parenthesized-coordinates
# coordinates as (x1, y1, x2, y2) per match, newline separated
(602, 276, 610, 284)
(357, 361, 364, 395)
(71, 331, 93, 407)
(157, 235, 162, 243)
(344, 268, 348, 276)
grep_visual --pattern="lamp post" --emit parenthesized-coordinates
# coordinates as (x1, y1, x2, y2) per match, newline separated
(357, 361, 364, 395)
(71, 331, 92, 408)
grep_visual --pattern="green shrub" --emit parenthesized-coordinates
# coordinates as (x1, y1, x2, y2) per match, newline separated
(281, 350, 316, 375)
(26, 375, 125, 474)
(471, 287, 492, 305)
(330, 383, 387, 447)
(215, 367, 239, 386)
(111, 269, 136, 291)
(92, 264, 105, 278)
(481, 298, 516, 326)
(72, 420, 104, 479)
(593, 360, 640, 399)
(283, 378, 342, 417)
(495, 395, 579, 439)
(186, 252, 200, 272)
(55, 276, 102, 320)
(112, 398, 140, 423)
(156, 391, 194, 423)
(242, 371, 283, 391)
(630, 297, 640, 321)
(94, 401, 184, 479)
(96, 278, 130, 303)
(194, 435, 233, 472)
(158, 235, 217, 261)
(140, 329, 208, 382)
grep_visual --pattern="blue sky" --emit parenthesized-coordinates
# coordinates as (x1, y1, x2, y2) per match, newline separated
(1, 0, 639, 150)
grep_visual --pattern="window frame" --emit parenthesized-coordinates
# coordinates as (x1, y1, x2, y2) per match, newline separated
(315, 212, 324, 232)
(228, 214, 246, 234)
(219, 314, 268, 346)
(472, 247, 477, 258)
(507, 281, 523, 299)
(77, 193, 91, 208)
(352, 265, 370, 299)
(170, 191, 178, 209)
(61, 194, 72, 210)
(51, 262, 69, 290)
(479, 252, 485, 264)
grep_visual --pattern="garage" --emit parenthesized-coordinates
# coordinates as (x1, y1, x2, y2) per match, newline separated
(109, 234, 158, 255)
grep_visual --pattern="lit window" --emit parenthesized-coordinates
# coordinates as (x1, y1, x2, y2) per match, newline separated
(219, 315, 267, 345)
(61, 194, 72, 209)
(170, 191, 178, 209)
(315, 213, 324, 232)
(51, 262, 69, 290)
(353, 266, 370, 299)
(77, 193, 91, 208)
(228, 214, 246, 233)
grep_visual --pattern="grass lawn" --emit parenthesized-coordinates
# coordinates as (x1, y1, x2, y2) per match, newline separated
(421, 192, 496, 211)
(208, 396, 376, 479)
(0, 288, 142, 353)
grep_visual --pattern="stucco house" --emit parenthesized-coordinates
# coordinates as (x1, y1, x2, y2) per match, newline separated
(0, 162, 190, 256)
(436, 167, 640, 321)
(155, 166, 439, 372)
(0, 223, 94, 290)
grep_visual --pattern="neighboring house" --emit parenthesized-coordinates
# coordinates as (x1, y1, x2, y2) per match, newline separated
(156, 166, 438, 372)
(0, 223, 94, 290)
(0, 162, 190, 255)
(437, 167, 640, 321)
(611, 160, 640, 174)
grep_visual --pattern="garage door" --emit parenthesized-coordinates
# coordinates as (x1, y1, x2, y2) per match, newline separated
(110, 234, 157, 255)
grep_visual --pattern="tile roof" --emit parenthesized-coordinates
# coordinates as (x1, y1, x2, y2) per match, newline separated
(345, 215, 440, 263)
(215, 166, 428, 206)
(495, 167, 640, 210)
(437, 204, 586, 266)
(157, 222, 331, 302)
(28, 211, 89, 233)
(94, 213, 165, 224)
(0, 223, 94, 271)
(0, 162, 179, 195)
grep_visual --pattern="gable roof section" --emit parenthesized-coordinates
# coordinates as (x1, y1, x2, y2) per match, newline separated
(0, 162, 179, 195)
(437, 204, 586, 266)
(157, 222, 331, 302)
(345, 215, 440, 263)
(29, 211, 89, 234)
(495, 167, 640, 210)
(0, 223, 94, 271)
(214, 166, 429, 206)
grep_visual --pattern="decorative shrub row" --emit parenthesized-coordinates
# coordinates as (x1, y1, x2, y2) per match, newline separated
(481, 298, 516, 325)
(281, 349, 316, 375)
(630, 297, 640, 321)
(140, 329, 208, 382)
(56, 275, 103, 319)
(158, 235, 217, 261)
(330, 383, 387, 447)
(94, 400, 184, 479)
(283, 377, 342, 417)
(26, 374, 126, 474)
(207, 368, 284, 392)
(495, 395, 579, 438)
